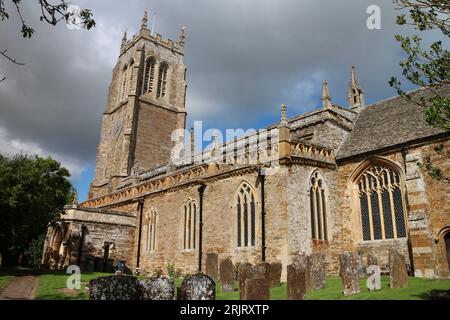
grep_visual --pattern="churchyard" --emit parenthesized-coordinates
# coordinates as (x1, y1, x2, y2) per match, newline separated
(1, 250, 450, 300)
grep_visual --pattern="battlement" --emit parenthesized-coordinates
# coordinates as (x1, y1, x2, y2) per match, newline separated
(120, 11, 185, 56)
(121, 30, 185, 56)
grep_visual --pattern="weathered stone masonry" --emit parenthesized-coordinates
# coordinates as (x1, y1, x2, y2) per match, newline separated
(43, 13, 450, 281)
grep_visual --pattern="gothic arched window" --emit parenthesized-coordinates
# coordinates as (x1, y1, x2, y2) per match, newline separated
(145, 208, 157, 252)
(143, 57, 156, 94)
(309, 171, 328, 241)
(236, 182, 256, 248)
(356, 165, 407, 241)
(181, 199, 198, 250)
(156, 63, 168, 99)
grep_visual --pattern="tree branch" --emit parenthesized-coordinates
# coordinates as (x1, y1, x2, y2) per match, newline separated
(0, 49, 25, 65)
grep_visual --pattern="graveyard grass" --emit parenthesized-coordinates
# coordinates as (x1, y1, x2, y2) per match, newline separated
(35, 273, 450, 300)
(0, 275, 14, 289)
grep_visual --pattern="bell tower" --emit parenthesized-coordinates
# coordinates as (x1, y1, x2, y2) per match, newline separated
(90, 12, 187, 199)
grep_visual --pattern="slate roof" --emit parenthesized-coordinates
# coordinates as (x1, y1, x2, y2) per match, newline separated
(336, 85, 450, 160)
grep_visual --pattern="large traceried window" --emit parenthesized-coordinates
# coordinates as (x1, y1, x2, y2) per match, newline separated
(143, 57, 156, 94)
(236, 182, 256, 248)
(356, 165, 407, 241)
(309, 171, 328, 241)
(181, 199, 198, 251)
(145, 208, 157, 252)
(156, 63, 168, 99)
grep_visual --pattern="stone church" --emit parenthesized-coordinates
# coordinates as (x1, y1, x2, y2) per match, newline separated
(42, 13, 450, 280)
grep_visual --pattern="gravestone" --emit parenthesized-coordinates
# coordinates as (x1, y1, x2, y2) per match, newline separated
(219, 258, 234, 292)
(242, 279, 270, 300)
(89, 275, 142, 300)
(389, 250, 408, 289)
(269, 262, 282, 287)
(293, 254, 312, 290)
(139, 276, 175, 300)
(253, 262, 271, 281)
(287, 264, 307, 300)
(339, 252, 360, 296)
(180, 274, 215, 300)
(238, 263, 253, 300)
(310, 253, 326, 290)
(206, 253, 219, 281)
(367, 253, 378, 267)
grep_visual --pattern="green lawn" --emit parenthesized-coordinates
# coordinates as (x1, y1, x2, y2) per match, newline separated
(35, 272, 450, 300)
(0, 275, 14, 289)
(36, 271, 111, 300)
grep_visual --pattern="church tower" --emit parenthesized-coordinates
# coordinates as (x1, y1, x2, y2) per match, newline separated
(90, 12, 187, 198)
(348, 66, 365, 112)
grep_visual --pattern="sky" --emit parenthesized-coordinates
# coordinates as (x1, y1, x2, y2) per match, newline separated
(0, 0, 445, 201)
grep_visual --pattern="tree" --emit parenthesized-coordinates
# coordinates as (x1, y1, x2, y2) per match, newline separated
(389, 0, 450, 182)
(0, 0, 95, 82)
(0, 154, 73, 266)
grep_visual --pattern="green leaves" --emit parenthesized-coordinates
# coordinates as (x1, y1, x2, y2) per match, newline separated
(0, 154, 73, 266)
(1, 0, 95, 38)
(390, 1, 449, 184)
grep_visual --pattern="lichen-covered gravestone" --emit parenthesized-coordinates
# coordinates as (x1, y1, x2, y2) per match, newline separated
(219, 258, 234, 292)
(293, 254, 312, 290)
(269, 262, 282, 287)
(287, 264, 307, 300)
(89, 275, 142, 300)
(139, 276, 175, 300)
(238, 263, 253, 300)
(253, 262, 271, 281)
(180, 274, 215, 300)
(389, 250, 408, 289)
(242, 279, 270, 300)
(339, 252, 360, 296)
(367, 253, 378, 267)
(310, 253, 326, 290)
(206, 253, 219, 281)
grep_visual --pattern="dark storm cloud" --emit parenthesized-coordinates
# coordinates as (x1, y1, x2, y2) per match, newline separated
(0, 0, 441, 178)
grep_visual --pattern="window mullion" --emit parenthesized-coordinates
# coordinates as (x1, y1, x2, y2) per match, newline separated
(367, 190, 374, 241)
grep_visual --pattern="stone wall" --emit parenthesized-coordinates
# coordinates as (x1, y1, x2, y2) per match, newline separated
(286, 163, 339, 274)
(106, 167, 289, 278)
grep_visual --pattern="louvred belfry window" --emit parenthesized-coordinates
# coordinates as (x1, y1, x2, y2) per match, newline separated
(157, 63, 168, 99)
(357, 165, 407, 241)
(143, 57, 156, 93)
(309, 171, 328, 241)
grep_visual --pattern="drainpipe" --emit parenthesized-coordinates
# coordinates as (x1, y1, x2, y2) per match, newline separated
(401, 146, 415, 276)
(136, 199, 144, 271)
(259, 167, 267, 262)
(77, 224, 86, 267)
(198, 183, 206, 273)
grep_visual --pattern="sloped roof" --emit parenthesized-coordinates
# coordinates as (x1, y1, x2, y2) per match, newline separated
(336, 85, 449, 160)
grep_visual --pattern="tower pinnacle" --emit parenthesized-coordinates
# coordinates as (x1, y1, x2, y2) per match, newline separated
(141, 10, 149, 30)
(179, 26, 186, 47)
(322, 80, 332, 109)
(348, 66, 365, 111)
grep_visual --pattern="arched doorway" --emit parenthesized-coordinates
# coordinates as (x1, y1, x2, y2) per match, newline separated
(445, 232, 450, 272)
